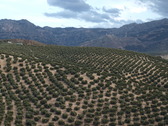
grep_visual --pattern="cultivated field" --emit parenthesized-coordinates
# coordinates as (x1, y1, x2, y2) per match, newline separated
(0, 43, 168, 126)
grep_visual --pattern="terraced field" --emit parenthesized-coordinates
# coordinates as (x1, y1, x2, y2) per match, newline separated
(0, 43, 168, 126)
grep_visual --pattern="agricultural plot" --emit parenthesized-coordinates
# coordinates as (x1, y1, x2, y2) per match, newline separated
(0, 43, 168, 126)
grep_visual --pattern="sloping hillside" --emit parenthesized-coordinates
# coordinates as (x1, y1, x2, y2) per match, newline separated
(0, 39, 45, 46)
(81, 34, 142, 49)
(0, 43, 168, 126)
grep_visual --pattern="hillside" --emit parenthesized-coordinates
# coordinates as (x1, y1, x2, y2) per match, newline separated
(0, 42, 168, 126)
(0, 39, 45, 46)
(81, 34, 142, 49)
(0, 19, 168, 55)
(81, 19, 168, 55)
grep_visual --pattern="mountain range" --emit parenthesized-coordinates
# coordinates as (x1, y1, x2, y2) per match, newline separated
(0, 18, 168, 55)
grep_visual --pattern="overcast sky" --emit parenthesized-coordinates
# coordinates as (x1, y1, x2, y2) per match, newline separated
(1, 0, 167, 28)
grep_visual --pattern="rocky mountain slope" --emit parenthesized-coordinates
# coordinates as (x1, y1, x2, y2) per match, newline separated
(81, 34, 142, 49)
(81, 19, 168, 55)
(0, 18, 168, 55)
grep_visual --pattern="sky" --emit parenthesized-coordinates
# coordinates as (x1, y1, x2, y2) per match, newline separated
(0, 0, 168, 28)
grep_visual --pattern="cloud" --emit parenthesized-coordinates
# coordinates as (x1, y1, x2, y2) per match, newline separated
(45, 10, 111, 23)
(138, 0, 168, 17)
(80, 11, 111, 23)
(46, 0, 122, 23)
(45, 10, 77, 19)
(103, 7, 121, 17)
(47, 0, 91, 12)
